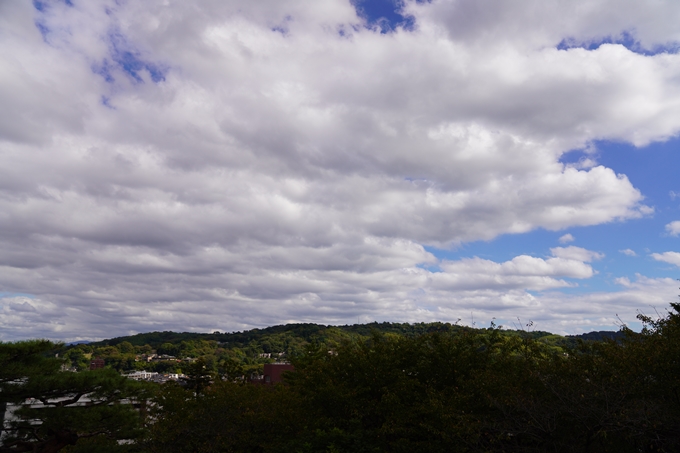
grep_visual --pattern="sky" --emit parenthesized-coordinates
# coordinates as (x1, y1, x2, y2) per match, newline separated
(2, 0, 680, 342)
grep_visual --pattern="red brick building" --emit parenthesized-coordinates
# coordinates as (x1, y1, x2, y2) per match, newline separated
(262, 363, 294, 384)
(89, 358, 105, 370)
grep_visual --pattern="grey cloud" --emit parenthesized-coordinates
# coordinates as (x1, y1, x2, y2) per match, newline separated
(405, 0, 680, 49)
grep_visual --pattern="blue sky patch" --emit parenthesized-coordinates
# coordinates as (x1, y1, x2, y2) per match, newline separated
(32, 0, 47, 12)
(94, 30, 167, 83)
(32, 0, 73, 12)
(352, 0, 420, 33)
(114, 48, 166, 83)
(32, 2, 166, 84)
(557, 30, 680, 56)
(271, 15, 292, 35)
(34, 21, 50, 42)
(92, 59, 115, 83)
(101, 96, 115, 109)
(429, 136, 680, 295)
(416, 262, 442, 273)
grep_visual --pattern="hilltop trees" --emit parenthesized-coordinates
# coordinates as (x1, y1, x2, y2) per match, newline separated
(285, 329, 527, 452)
(285, 310, 680, 452)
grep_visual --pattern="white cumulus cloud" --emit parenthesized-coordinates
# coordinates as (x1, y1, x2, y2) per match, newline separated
(1, 0, 679, 340)
(651, 251, 680, 267)
(550, 246, 604, 263)
(665, 221, 680, 236)
(559, 233, 575, 244)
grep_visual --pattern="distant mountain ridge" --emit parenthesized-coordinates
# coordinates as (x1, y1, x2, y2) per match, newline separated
(566, 330, 626, 341)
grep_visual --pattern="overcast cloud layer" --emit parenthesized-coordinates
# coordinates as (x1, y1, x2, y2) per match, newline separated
(2, 0, 680, 341)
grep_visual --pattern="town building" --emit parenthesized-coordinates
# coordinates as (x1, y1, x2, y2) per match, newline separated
(262, 363, 294, 384)
(89, 358, 105, 370)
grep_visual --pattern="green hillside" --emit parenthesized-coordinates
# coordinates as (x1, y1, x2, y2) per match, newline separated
(60, 321, 613, 376)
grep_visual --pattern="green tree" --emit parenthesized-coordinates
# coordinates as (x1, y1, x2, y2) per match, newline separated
(0, 341, 153, 453)
(134, 344, 153, 355)
(183, 358, 215, 397)
(217, 357, 244, 380)
(157, 343, 178, 356)
(286, 330, 505, 452)
(63, 349, 89, 371)
(116, 342, 135, 355)
(0, 340, 59, 441)
(147, 380, 303, 453)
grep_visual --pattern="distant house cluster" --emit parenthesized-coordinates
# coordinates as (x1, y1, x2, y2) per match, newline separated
(124, 370, 186, 384)
(122, 364, 295, 386)
(135, 353, 182, 363)
(258, 352, 286, 359)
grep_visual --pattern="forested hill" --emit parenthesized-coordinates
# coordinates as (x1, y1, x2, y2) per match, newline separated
(58, 322, 622, 377)
(91, 321, 565, 350)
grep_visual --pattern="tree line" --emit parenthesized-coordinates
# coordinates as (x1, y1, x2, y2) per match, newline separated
(2, 306, 679, 452)
(59, 321, 584, 378)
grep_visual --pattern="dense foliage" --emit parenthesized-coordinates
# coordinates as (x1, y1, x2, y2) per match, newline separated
(3, 305, 680, 452)
(58, 322, 575, 377)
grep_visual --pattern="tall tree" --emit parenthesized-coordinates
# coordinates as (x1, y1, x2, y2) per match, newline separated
(0, 341, 152, 453)
(0, 340, 59, 440)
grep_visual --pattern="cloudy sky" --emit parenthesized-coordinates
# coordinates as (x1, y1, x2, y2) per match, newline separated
(2, 0, 680, 341)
